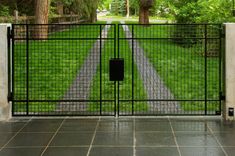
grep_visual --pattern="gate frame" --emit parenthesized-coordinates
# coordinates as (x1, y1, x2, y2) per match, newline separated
(10, 23, 117, 116)
(117, 23, 224, 116)
(0, 23, 232, 119)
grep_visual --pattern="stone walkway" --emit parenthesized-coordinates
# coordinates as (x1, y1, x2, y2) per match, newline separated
(121, 22, 180, 113)
(0, 117, 233, 156)
(56, 22, 111, 112)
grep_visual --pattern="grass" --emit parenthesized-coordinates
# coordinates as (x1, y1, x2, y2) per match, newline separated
(98, 15, 172, 23)
(13, 20, 221, 113)
(13, 21, 107, 112)
(88, 21, 148, 114)
(126, 22, 221, 111)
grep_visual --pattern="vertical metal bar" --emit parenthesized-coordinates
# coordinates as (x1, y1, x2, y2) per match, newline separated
(117, 24, 120, 116)
(204, 24, 207, 115)
(7, 27, 11, 102)
(26, 25, 29, 115)
(99, 25, 102, 115)
(219, 25, 222, 113)
(114, 24, 117, 116)
(12, 25, 15, 116)
(222, 25, 226, 115)
(131, 24, 134, 115)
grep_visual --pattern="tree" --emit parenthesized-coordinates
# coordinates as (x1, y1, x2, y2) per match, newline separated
(88, 0, 99, 22)
(70, 0, 99, 23)
(126, 0, 130, 17)
(139, 0, 154, 24)
(34, 0, 50, 38)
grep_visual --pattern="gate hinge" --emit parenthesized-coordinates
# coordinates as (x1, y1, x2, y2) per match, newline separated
(8, 92, 13, 102)
(220, 26, 225, 38)
(7, 28, 13, 39)
(220, 92, 225, 101)
(221, 32, 225, 38)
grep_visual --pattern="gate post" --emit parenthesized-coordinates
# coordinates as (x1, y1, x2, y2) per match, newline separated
(0, 24, 11, 120)
(224, 23, 235, 120)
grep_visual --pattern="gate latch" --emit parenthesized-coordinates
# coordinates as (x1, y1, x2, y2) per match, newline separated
(109, 58, 124, 81)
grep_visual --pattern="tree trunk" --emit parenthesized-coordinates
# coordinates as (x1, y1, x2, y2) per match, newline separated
(139, 0, 153, 24)
(126, 0, 130, 18)
(90, 8, 97, 23)
(139, 7, 149, 24)
(144, 9, 149, 24)
(34, 0, 49, 39)
(56, 2, 64, 15)
(139, 7, 145, 24)
(56, 2, 64, 23)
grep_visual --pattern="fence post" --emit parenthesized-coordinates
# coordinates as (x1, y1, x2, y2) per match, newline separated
(14, 10, 19, 24)
(0, 24, 11, 120)
(224, 23, 235, 120)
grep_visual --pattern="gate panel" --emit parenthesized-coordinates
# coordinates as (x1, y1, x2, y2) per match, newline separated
(11, 23, 223, 116)
(118, 24, 223, 116)
(12, 24, 116, 116)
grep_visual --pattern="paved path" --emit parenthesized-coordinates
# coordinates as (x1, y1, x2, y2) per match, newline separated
(121, 22, 180, 113)
(56, 22, 111, 112)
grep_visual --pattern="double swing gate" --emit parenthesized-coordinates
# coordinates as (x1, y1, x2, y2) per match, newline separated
(8, 23, 225, 116)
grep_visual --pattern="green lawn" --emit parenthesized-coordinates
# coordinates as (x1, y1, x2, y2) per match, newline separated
(126, 22, 221, 111)
(13, 22, 106, 112)
(13, 21, 221, 114)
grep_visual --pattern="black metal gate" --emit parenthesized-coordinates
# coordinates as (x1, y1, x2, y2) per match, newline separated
(10, 24, 117, 116)
(9, 23, 224, 116)
(117, 24, 224, 116)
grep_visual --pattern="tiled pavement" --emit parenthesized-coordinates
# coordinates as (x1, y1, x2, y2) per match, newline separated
(0, 117, 235, 156)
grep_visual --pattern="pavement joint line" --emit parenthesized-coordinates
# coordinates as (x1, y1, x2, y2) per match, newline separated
(0, 117, 32, 151)
(168, 117, 182, 156)
(207, 124, 228, 156)
(3, 146, 45, 149)
(46, 145, 89, 148)
(40, 117, 67, 156)
(54, 131, 99, 133)
(86, 117, 100, 156)
(135, 131, 174, 133)
(16, 132, 55, 134)
(92, 145, 133, 148)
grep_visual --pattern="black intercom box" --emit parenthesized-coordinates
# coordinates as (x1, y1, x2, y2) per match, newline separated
(229, 107, 234, 117)
(109, 58, 124, 81)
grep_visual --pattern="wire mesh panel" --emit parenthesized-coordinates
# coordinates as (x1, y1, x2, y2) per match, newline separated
(118, 24, 223, 116)
(12, 24, 116, 116)
(11, 23, 223, 116)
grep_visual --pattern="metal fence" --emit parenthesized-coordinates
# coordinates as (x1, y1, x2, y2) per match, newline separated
(11, 24, 116, 116)
(118, 24, 224, 116)
(9, 23, 224, 116)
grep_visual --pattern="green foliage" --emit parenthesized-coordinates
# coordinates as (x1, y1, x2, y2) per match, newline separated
(100, 0, 113, 10)
(174, 2, 200, 23)
(197, 0, 232, 23)
(172, 0, 234, 24)
(110, 0, 124, 15)
(0, 4, 10, 16)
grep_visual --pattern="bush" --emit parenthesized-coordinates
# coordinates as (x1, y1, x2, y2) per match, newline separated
(0, 4, 10, 16)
